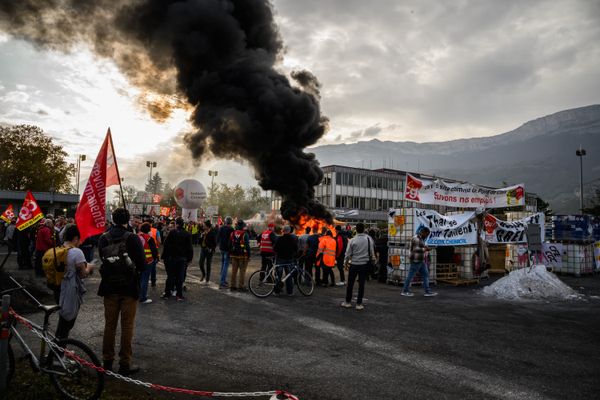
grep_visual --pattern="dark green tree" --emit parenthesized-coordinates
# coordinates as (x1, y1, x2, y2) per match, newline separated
(535, 196, 554, 216)
(0, 124, 74, 192)
(145, 172, 163, 195)
(583, 185, 600, 217)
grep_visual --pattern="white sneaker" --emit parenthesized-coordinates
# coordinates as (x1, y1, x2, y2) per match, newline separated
(355, 304, 364, 310)
(401, 291, 414, 297)
(171, 290, 177, 296)
(424, 292, 438, 297)
(336, 282, 345, 286)
(140, 299, 153, 304)
(340, 302, 352, 308)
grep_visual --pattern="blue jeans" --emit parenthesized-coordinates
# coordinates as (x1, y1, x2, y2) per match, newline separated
(139, 263, 153, 301)
(275, 259, 295, 295)
(220, 251, 230, 286)
(402, 261, 431, 293)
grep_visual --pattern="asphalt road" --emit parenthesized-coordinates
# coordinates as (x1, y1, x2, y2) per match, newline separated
(5, 249, 600, 400)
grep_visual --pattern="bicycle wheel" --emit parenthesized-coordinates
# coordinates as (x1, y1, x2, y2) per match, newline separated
(47, 338, 104, 400)
(248, 270, 275, 298)
(296, 269, 314, 296)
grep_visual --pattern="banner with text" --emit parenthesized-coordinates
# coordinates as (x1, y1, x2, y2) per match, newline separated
(414, 208, 478, 246)
(483, 212, 545, 244)
(404, 173, 525, 208)
(1, 204, 14, 223)
(595, 242, 600, 271)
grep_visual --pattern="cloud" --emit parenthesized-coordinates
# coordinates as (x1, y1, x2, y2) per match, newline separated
(274, 0, 600, 141)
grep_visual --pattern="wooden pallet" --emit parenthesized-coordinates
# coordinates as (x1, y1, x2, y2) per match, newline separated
(437, 278, 480, 286)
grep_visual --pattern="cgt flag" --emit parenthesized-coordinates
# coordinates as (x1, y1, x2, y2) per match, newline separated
(75, 129, 122, 242)
(1, 204, 14, 223)
(16, 191, 44, 231)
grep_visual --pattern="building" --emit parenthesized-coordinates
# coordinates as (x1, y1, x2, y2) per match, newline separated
(274, 165, 537, 225)
(0, 190, 80, 218)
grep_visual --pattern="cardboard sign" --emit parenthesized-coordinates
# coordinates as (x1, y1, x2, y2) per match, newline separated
(526, 224, 542, 251)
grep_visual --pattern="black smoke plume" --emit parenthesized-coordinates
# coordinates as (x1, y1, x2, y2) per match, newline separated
(0, 0, 332, 223)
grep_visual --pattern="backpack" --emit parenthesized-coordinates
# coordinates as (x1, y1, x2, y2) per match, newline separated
(99, 232, 136, 290)
(42, 245, 72, 288)
(229, 230, 246, 256)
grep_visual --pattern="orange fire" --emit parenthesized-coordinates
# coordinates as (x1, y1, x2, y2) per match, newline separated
(290, 214, 337, 236)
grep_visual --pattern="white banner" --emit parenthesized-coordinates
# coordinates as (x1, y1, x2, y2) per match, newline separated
(205, 205, 219, 216)
(146, 205, 161, 216)
(126, 203, 144, 215)
(414, 208, 478, 246)
(542, 243, 563, 269)
(404, 173, 525, 208)
(483, 212, 545, 244)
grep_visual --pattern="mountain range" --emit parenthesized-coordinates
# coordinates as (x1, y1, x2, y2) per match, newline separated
(311, 105, 600, 214)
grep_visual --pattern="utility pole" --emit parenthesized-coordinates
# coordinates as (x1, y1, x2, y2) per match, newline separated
(76, 154, 86, 194)
(576, 145, 586, 214)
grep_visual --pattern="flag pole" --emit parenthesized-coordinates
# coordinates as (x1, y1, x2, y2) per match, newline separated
(107, 128, 127, 209)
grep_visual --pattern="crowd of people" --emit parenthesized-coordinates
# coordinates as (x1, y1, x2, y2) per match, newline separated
(1, 207, 437, 377)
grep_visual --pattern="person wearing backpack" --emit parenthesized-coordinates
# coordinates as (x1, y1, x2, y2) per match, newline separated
(229, 220, 250, 291)
(55, 225, 95, 340)
(97, 208, 146, 376)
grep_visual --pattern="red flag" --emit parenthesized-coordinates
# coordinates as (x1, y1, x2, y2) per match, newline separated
(75, 130, 119, 242)
(1, 204, 14, 223)
(218, 215, 223, 226)
(16, 191, 44, 231)
(152, 194, 162, 204)
(105, 128, 120, 187)
(160, 206, 170, 217)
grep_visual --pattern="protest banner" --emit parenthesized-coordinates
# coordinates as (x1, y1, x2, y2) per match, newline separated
(414, 208, 478, 246)
(595, 242, 600, 271)
(160, 206, 170, 217)
(16, 191, 44, 231)
(483, 212, 545, 244)
(404, 173, 525, 208)
(127, 203, 144, 215)
(146, 205, 161, 216)
(1, 204, 14, 223)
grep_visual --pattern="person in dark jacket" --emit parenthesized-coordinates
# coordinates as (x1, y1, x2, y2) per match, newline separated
(199, 220, 217, 284)
(305, 228, 321, 285)
(216, 216, 234, 288)
(97, 208, 146, 376)
(161, 217, 193, 301)
(273, 225, 299, 295)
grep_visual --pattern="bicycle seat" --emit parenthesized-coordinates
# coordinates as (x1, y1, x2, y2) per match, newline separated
(39, 304, 61, 315)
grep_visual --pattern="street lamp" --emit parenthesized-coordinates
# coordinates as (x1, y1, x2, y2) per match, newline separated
(208, 170, 218, 193)
(576, 145, 586, 214)
(146, 160, 157, 183)
(76, 154, 86, 194)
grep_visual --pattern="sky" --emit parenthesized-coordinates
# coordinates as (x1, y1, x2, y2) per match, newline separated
(1, 0, 599, 193)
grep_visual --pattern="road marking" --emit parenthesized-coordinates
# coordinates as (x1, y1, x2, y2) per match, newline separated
(183, 268, 551, 400)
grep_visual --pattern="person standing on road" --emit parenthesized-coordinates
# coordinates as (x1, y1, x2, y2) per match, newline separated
(55, 225, 95, 340)
(257, 223, 277, 277)
(137, 223, 158, 304)
(35, 219, 55, 277)
(305, 227, 321, 285)
(341, 223, 376, 310)
(161, 217, 193, 301)
(98, 208, 146, 376)
(401, 227, 438, 297)
(229, 220, 251, 291)
(216, 216, 234, 289)
(335, 226, 348, 286)
(273, 225, 298, 295)
(199, 220, 217, 284)
(317, 230, 337, 287)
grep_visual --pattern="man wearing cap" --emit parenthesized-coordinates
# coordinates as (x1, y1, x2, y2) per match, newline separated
(229, 219, 251, 291)
(258, 223, 278, 277)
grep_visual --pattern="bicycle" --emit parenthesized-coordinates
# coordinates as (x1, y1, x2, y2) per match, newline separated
(1, 277, 104, 400)
(248, 259, 314, 297)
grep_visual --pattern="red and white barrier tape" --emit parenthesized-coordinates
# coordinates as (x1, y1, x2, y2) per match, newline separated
(9, 309, 299, 400)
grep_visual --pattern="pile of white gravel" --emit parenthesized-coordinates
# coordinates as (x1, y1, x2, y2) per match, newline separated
(482, 265, 581, 301)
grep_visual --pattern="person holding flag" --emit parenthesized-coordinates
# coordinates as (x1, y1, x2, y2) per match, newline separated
(14, 191, 45, 272)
